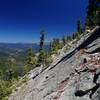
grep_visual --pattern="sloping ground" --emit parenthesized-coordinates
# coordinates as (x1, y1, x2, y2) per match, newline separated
(8, 26, 100, 100)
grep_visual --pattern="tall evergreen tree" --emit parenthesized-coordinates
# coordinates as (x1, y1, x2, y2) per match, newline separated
(72, 33, 76, 39)
(77, 19, 82, 35)
(62, 36, 67, 46)
(38, 28, 46, 65)
(75, 19, 82, 40)
(39, 29, 46, 52)
(86, 0, 100, 28)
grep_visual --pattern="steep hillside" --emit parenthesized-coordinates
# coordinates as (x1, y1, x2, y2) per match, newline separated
(8, 26, 100, 100)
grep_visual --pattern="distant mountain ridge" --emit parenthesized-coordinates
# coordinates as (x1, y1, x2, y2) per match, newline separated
(0, 43, 49, 52)
(0, 43, 49, 58)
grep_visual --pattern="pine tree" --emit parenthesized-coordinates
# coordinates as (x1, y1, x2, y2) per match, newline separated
(39, 29, 46, 52)
(77, 19, 82, 35)
(27, 47, 35, 65)
(76, 32, 80, 40)
(86, 0, 100, 28)
(8, 69, 13, 80)
(48, 42, 53, 55)
(62, 36, 67, 46)
(85, 18, 90, 32)
(52, 38, 61, 54)
(38, 49, 46, 64)
(6, 58, 15, 81)
(0, 70, 3, 80)
(67, 35, 72, 41)
(45, 52, 53, 66)
(95, 0, 100, 26)
(38, 28, 47, 65)
(72, 33, 76, 39)
(75, 19, 82, 40)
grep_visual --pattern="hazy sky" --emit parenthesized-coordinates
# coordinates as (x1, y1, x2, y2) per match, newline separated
(0, 0, 88, 43)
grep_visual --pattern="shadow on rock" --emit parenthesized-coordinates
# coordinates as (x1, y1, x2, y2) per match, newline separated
(75, 84, 100, 99)
(75, 68, 100, 99)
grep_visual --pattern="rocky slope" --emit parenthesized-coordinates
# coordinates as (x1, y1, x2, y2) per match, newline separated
(8, 26, 100, 100)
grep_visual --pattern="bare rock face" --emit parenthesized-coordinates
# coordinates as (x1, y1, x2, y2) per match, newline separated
(8, 26, 100, 100)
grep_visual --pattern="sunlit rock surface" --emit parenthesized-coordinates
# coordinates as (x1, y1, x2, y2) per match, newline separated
(8, 26, 100, 100)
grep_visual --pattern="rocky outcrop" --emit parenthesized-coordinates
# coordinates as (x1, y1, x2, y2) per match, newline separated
(8, 26, 100, 100)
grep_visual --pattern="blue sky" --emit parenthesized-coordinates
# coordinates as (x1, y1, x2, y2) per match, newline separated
(0, 0, 88, 43)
